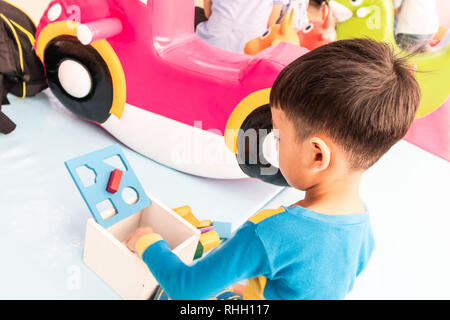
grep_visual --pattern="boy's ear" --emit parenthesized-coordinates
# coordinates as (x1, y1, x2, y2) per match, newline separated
(309, 137, 331, 172)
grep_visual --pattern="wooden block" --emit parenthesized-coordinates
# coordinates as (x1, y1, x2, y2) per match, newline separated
(172, 205, 192, 217)
(106, 169, 123, 194)
(198, 220, 212, 229)
(172, 205, 200, 228)
(212, 221, 232, 240)
(193, 241, 204, 260)
(198, 226, 214, 234)
(199, 231, 220, 252)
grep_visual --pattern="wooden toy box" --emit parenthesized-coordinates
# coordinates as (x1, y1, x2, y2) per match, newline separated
(83, 194, 200, 300)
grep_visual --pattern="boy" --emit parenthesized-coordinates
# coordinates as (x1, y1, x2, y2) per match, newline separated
(307, 0, 332, 22)
(195, 0, 274, 53)
(394, 0, 439, 52)
(268, 0, 310, 30)
(126, 39, 421, 300)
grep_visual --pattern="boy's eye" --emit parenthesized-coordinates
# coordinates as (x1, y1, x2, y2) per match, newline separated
(350, 0, 363, 6)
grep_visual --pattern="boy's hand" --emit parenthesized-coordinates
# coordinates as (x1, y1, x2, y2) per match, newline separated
(126, 227, 154, 253)
(233, 284, 245, 296)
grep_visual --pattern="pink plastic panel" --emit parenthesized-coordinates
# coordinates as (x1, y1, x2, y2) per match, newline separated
(404, 97, 450, 162)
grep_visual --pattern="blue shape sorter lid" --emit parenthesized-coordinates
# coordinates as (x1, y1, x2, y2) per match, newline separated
(64, 144, 151, 229)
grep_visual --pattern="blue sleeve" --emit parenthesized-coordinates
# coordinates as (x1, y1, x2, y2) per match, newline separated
(141, 221, 271, 300)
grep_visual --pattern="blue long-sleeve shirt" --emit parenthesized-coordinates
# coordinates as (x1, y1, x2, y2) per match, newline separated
(137, 205, 375, 300)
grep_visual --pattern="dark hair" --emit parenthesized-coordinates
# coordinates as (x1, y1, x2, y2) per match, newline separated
(309, 0, 329, 8)
(270, 39, 421, 169)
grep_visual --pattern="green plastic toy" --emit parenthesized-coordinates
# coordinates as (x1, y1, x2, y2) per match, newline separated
(332, 0, 450, 118)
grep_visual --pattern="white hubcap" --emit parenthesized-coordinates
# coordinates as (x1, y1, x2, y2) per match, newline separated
(262, 131, 280, 168)
(58, 59, 93, 99)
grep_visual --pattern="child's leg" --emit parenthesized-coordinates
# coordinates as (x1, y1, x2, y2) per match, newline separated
(395, 33, 435, 53)
(151, 285, 243, 300)
(195, 7, 208, 30)
(151, 285, 171, 300)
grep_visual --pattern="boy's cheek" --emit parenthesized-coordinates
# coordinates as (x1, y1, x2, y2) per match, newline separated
(279, 147, 312, 191)
(278, 151, 297, 186)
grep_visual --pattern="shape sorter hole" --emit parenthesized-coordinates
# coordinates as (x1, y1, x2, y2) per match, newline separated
(96, 199, 118, 220)
(103, 155, 127, 172)
(76, 165, 97, 187)
(122, 187, 139, 205)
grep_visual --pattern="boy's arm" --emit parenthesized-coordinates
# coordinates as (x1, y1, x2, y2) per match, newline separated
(203, 0, 212, 19)
(136, 221, 271, 300)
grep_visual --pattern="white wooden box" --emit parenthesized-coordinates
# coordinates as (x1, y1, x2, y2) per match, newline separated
(83, 194, 200, 300)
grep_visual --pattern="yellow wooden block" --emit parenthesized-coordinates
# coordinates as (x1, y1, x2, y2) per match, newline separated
(198, 220, 212, 229)
(173, 205, 192, 216)
(185, 215, 200, 228)
(173, 205, 200, 228)
(199, 231, 220, 252)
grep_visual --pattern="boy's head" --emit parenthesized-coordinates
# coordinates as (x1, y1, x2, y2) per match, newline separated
(308, 0, 330, 22)
(270, 39, 420, 190)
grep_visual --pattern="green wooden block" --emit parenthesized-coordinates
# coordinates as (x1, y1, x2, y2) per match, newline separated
(194, 241, 204, 260)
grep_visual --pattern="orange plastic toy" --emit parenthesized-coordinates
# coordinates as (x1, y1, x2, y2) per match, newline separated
(244, 10, 300, 55)
(430, 26, 449, 47)
(298, 4, 337, 51)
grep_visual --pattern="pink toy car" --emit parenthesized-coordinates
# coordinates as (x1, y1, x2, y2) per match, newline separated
(35, 0, 308, 185)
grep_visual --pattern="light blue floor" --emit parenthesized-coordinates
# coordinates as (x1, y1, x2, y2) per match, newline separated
(0, 92, 284, 299)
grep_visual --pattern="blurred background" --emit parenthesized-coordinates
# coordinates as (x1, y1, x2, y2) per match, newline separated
(8, 0, 450, 29)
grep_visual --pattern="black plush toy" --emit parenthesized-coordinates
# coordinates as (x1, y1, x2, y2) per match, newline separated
(0, 0, 47, 134)
(0, 97, 16, 134)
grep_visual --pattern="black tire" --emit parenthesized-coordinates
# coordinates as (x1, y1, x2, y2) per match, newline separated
(236, 104, 289, 186)
(44, 36, 114, 123)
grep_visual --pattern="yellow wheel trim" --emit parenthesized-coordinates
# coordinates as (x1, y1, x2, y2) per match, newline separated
(224, 88, 271, 154)
(36, 21, 126, 119)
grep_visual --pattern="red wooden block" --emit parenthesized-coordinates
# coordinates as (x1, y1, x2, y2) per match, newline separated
(106, 169, 123, 194)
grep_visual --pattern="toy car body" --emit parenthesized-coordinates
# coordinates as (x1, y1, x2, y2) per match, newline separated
(35, 0, 308, 185)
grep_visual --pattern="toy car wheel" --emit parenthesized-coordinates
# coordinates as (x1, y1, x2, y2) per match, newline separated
(236, 104, 289, 186)
(44, 36, 114, 123)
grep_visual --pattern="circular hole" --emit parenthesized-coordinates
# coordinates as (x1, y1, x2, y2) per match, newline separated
(122, 187, 139, 205)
